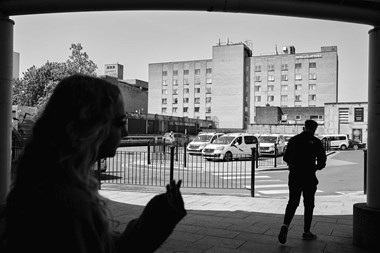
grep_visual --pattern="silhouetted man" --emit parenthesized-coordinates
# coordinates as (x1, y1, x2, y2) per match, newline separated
(278, 119, 326, 244)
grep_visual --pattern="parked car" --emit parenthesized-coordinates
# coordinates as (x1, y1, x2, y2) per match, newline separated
(202, 133, 259, 161)
(186, 132, 224, 155)
(283, 134, 295, 149)
(163, 132, 188, 146)
(258, 134, 286, 156)
(319, 134, 349, 150)
(349, 139, 366, 150)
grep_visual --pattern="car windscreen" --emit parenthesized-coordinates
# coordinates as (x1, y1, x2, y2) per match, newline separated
(284, 136, 293, 141)
(193, 134, 213, 142)
(213, 136, 235, 145)
(259, 136, 277, 143)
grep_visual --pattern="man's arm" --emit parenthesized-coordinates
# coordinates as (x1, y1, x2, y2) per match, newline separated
(316, 140, 327, 170)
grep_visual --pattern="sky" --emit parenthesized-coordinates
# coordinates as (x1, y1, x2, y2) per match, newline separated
(12, 11, 371, 102)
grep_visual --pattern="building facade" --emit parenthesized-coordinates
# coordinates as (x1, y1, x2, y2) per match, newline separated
(148, 42, 338, 129)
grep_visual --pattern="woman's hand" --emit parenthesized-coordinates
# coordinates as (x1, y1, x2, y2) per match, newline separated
(166, 180, 185, 212)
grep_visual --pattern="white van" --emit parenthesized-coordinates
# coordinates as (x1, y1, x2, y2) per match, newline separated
(186, 132, 224, 155)
(258, 134, 287, 156)
(319, 134, 349, 150)
(202, 133, 259, 161)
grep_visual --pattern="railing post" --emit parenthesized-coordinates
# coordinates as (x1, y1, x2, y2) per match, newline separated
(147, 142, 151, 165)
(364, 149, 367, 194)
(183, 142, 187, 168)
(251, 147, 256, 197)
(274, 143, 277, 168)
(256, 143, 259, 168)
(97, 159, 101, 190)
(170, 146, 175, 182)
(175, 144, 178, 161)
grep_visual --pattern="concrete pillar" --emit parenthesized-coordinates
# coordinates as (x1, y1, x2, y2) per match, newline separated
(353, 26, 380, 252)
(0, 16, 14, 205)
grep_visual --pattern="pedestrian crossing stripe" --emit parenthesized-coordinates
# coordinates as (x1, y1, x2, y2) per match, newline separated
(255, 184, 288, 189)
(257, 189, 323, 194)
(221, 175, 270, 180)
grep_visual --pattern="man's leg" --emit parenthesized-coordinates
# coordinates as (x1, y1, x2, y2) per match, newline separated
(279, 183, 302, 244)
(302, 185, 317, 240)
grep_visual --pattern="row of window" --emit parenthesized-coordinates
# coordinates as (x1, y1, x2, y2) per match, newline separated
(163, 78, 212, 86)
(254, 94, 317, 102)
(163, 68, 212, 76)
(163, 97, 212, 104)
(254, 84, 316, 92)
(162, 87, 212, 95)
(254, 62, 316, 72)
(162, 107, 212, 113)
(254, 73, 317, 82)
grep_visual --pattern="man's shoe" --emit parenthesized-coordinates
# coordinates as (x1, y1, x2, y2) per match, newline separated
(278, 225, 288, 244)
(302, 232, 317, 240)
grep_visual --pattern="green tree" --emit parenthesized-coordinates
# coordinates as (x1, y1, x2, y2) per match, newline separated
(12, 43, 98, 111)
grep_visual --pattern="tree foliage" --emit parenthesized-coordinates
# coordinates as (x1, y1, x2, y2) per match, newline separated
(12, 43, 97, 111)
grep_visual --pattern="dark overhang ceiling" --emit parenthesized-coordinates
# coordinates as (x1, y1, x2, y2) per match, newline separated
(1, 0, 380, 26)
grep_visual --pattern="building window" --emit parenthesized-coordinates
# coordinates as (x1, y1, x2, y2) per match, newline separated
(162, 107, 167, 113)
(295, 63, 302, 69)
(183, 79, 189, 85)
(267, 95, 274, 102)
(309, 73, 317, 80)
(255, 96, 261, 102)
(281, 95, 288, 102)
(162, 89, 167, 95)
(268, 64, 275, 71)
(309, 94, 316, 101)
(173, 107, 178, 113)
(281, 64, 288, 71)
(206, 87, 212, 94)
(281, 85, 288, 91)
(173, 98, 178, 104)
(206, 78, 212, 84)
(162, 71, 167, 76)
(173, 70, 178, 76)
(183, 69, 189, 75)
(172, 79, 178, 86)
(295, 115, 301, 120)
(295, 84, 302, 90)
(309, 84, 316, 90)
(268, 85, 274, 92)
(255, 65, 261, 72)
(183, 88, 189, 94)
(295, 95, 302, 102)
(268, 75, 275, 82)
(309, 62, 317, 68)
(173, 89, 178, 95)
(194, 97, 200, 104)
(254, 76, 262, 82)
(195, 69, 200, 75)
(254, 86, 261, 92)
(195, 77, 201, 85)
(206, 97, 211, 103)
(318, 115, 323, 120)
(206, 107, 211, 113)
(194, 107, 200, 112)
(195, 88, 201, 94)
(310, 115, 318, 120)
(183, 107, 188, 113)
(355, 107, 364, 122)
(295, 74, 302, 80)
(339, 108, 349, 124)
(206, 68, 212, 74)
(281, 74, 288, 81)
(162, 98, 167, 104)
(162, 80, 167, 86)
(183, 98, 189, 103)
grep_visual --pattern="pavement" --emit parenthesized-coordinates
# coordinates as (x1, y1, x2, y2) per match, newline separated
(100, 183, 375, 253)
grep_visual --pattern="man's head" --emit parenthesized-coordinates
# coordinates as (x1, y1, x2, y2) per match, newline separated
(304, 119, 318, 134)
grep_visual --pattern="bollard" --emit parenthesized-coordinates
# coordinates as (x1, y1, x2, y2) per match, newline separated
(183, 141, 187, 168)
(147, 142, 151, 165)
(170, 146, 175, 182)
(251, 147, 256, 197)
(364, 149, 367, 194)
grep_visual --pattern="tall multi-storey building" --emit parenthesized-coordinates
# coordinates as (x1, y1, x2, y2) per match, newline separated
(148, 43, 338, 129)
